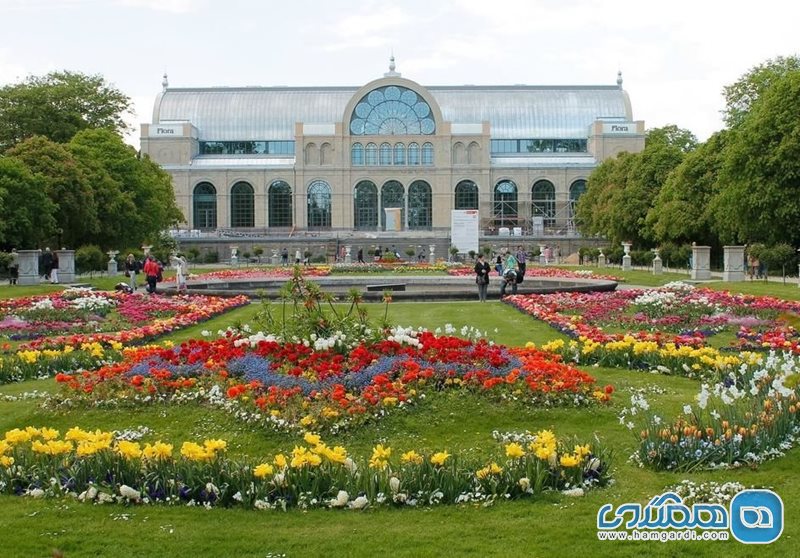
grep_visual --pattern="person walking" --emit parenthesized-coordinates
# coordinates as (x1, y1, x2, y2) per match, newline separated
(357, 248, 365, 264)
(515, 245, 527, 283)
(41, 248, 53, 282)
(143, 255, 160, 294)
(50, 251, 59, 284)
(9, 249, 18, 285)
(124, 254, 140, 291)
(474, 253, 491, 302)
(281, 248, 289, 266)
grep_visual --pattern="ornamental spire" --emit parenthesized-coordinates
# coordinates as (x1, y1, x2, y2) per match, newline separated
(616, 70, 623, 89)
(162, 72, 169, 92)
(384, 53, 401, 78)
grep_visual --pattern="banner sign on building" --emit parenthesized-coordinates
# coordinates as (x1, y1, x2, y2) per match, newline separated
(451, 210, 479, 253)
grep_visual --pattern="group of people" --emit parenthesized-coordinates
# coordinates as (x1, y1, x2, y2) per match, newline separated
(121, 253, 183, 294)
(474, 245, 529, 302)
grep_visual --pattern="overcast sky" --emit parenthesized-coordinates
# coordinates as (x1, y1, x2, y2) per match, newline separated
(1, 0, 798, 145)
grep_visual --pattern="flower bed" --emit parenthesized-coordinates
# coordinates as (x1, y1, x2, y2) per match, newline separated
(0, 342, 124, 384)
(622, 351, 800, 471)
(165, 266, 331, 283)
(0, 426, 611, 509)
(331, 262, 450, 274)
(505, 283, 800, 377)
(447, 266, 623, 281)
(0, 290, 249, 351)
(52, 329, 612, 434)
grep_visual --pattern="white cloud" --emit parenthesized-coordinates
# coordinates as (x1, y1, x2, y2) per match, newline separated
(117, 0, 198, 14)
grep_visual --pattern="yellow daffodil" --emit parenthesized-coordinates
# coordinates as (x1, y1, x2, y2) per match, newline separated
(505, 442, 526, 459)
(430, 451, 450, 467)
(401, 450, 423, 465)
(253, 463, 274, 478)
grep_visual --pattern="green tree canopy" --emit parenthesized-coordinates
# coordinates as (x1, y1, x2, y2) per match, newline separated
(646, 131, 728, 246)
(712, 69, 800, 246)
(0, 71, 132, 152)
(0, 157, 56, 249)
(7, 136, 99, 248)
(577, 125, 695, 246)
(722, 55, 800, 129)
(69, 129, 183, 244)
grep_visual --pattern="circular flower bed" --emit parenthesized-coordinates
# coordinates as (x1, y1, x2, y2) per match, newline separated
(52, 329, 612, 434)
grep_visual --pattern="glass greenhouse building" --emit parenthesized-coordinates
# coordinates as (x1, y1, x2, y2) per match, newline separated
(140, 61, 644, 236)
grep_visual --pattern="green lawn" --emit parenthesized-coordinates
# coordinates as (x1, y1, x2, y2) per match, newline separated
(0, 280, 798, 557)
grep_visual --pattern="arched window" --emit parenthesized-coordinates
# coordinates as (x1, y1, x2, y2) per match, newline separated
(307, 180, 332, 229)
(351, 143, 364, 165)
(381, 181, 405, 231)
(350, 85, 435, 135)
(568, 179, 587, 230)
(408, 180, 432, 230)
(365, 143, 378, 166)
(268, 180, 292, 227)
(455, 180, 479, 210)
(304, 143, 318, 165)
(394, 143, 405, 165)
(230, 182, 254, 228)
(422, 142, 434, 165)
(193, 182, 217, 230)
(354, 181, 378, 230)
(532, 180, 556, 228)
(452, 142, 466, 165)
(408, 142, 420, 165)
(321, 143, 332, 165)
(380, 142, 392, 165)
(493, 180, 517, 228)
(468, 141, 481, 165)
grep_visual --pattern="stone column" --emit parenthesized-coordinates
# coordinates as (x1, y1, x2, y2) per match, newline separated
(597, 249, 606, 267)
(107, 251, 119, 276)
(621, 243, 632, 271)
(428, 244, 436, 265)
(142, 245, 152, 257)
(690, 245, 711, 280)
(270, 249, 280, 265)
(722, 246, 745, 281)
(17, 250, 41, 285)
(652, 249, 663, 275)
(58, 249, 76, 283)
(345, 245, 352, 264)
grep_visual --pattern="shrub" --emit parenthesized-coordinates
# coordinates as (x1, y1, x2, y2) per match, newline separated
(203, 251, 219, 264)
(75, 245, 106, 274)
(185, 247, 201, 263)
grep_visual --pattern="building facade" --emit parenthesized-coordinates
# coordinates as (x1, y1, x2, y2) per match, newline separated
(140, 61, 644, 237)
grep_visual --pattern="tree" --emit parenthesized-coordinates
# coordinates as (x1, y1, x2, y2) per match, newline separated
(722, 55, 800, 129)
(577, 126, 695, 246)
(647, 131, 728, 246)
(712, 70, 800, 246)
(0, 157, 56, 248)
(7, 136, 99, 248)
(69, 129, 184, 245)
(0, 71, 132, 152)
